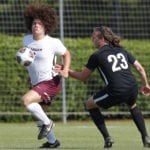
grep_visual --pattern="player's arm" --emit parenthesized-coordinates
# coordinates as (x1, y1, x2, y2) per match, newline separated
(69, 67, 92, 81)
(133, 60, 150, 96)
(61, 49, 71, 78)
(68, 53, 96, 81)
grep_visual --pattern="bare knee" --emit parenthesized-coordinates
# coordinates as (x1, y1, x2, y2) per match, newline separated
(21, 95, 31, 107)
(84, 96, 98, 110)
(21, 90, 41, 107)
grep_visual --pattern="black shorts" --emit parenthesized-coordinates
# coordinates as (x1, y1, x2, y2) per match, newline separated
(93, 88, 138, 109)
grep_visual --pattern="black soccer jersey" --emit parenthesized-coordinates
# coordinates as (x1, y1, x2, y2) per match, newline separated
(86, 45, 138, 96)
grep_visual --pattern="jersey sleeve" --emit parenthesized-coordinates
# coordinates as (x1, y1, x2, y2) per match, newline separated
(53, 38, 67, 55)
(126, 51, 136, 64)
(23, 34, 32, 47)
(23, 36, 26, 47)
(85, 53, 98, 71)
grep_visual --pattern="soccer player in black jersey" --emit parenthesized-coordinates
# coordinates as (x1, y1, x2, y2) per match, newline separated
(55, 26, 150, 148)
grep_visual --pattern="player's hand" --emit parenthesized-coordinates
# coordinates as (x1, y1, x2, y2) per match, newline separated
(54, 64, 63, 73)
(54, 64, 69, 78)
(141, 85, 150, 96)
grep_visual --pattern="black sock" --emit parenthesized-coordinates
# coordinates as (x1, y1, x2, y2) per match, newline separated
(88, 108, 110, 139)
(130, 106, 148, 138)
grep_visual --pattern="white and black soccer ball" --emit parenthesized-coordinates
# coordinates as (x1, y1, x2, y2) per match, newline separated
(16, 47, 35, 66)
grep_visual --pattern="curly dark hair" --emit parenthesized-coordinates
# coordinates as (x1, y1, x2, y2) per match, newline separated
(24, 3, 58, 34)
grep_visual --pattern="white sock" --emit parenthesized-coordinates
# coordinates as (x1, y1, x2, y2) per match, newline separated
(27, 103, 51, 125)
(37, 121, 56, 143)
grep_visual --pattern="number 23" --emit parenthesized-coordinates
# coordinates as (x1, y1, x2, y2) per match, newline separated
(107, 53, 128, 72)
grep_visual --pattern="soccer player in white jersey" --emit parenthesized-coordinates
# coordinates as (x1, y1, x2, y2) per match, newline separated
(21, 3, 71, 148)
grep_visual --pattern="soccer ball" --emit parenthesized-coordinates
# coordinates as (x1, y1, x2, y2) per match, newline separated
(16, 47, 35, 66)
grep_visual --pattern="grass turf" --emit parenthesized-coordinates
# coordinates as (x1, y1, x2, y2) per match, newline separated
(0, 119, 150, 150)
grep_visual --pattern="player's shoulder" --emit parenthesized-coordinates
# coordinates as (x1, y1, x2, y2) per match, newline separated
(88, 50, 100, 62)
(91, 50, 100, 57)
(23, 34, 33, 45)
(24, 34, 33, 39)
(114, 46, 128, 53)
(23, 34, 33, 42)
(45, 35, 61, 43)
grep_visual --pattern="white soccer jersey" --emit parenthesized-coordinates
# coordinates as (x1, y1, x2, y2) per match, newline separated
(23, 34, 67, 85)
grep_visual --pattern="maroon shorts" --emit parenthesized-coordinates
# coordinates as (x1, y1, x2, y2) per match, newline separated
(32, 76, 61, 105)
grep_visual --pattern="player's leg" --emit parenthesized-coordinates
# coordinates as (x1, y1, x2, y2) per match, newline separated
(37, 120, 60, 148)
(39, 105, 60, 148)
(126, 88, 150, 147)
(85, 97, 111, 139)
(21, 90, 53, 140)
(40, 133, 60, 148)
(33, 76, 61, 147)
(85, 94, 114, 148)
(128, 103, 150, 147)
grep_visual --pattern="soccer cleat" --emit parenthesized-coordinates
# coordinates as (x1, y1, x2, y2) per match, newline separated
(142, 136, 150, 147)
(104, 136, 114, 148)
(38, 121, 53, 140)
(39, 140, 60, 148)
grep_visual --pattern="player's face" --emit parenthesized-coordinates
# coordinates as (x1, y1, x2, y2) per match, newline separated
(32, 19, 46, 38)
(91, 31, 101, 48)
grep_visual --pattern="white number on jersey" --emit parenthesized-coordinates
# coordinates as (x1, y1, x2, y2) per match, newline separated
(107, 53, 128, 72)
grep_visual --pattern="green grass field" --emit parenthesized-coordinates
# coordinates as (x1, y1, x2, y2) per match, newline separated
(0, 119, 150, 150)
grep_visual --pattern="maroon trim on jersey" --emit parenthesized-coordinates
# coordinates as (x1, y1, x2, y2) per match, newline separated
(32, 76, 61, 105)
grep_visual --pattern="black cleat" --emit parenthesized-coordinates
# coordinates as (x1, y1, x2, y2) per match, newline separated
(40, 140, 60, 148)
(142, 136, 150, 147)
(104, 136, 114, 148)
(38, 121, 53, 140)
